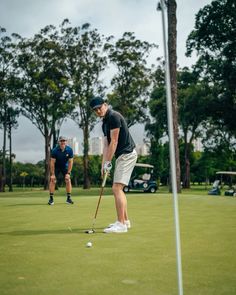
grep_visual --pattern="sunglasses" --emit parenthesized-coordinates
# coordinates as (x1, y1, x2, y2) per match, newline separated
(93, 105, 103, 112)
(59, 140, 66, 142)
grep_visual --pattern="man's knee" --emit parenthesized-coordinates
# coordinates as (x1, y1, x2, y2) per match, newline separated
(50, 178, 56, 184)
(65, 177, 71, 184)
(112, 183, 124, 194)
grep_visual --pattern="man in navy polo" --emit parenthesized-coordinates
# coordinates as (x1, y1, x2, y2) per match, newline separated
(48, 136, 74, 205)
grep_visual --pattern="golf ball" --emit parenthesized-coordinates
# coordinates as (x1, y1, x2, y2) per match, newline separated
(86, 242, 92, 248)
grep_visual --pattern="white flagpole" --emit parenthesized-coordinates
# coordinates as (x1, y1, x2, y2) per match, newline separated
(157, 1, 183, 294)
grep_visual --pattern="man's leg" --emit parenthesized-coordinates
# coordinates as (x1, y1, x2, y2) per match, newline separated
(48, 176, 56, 205)
(112, 183, 127, 224)
(103, 182, 128, 233)
(65, 175, 72, 194)
(104, 150, 137, 233)
(124, 205, 129, 221)
(65, 174, 73, 204)
(112, 150, 137, 224)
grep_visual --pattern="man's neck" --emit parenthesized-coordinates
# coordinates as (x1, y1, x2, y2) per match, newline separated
(60, 146, 66, 152)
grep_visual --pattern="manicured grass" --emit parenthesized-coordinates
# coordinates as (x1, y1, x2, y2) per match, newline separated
(0, 187, 236, 295)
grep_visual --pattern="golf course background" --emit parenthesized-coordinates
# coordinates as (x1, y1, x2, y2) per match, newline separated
(0, 186, 236, 295)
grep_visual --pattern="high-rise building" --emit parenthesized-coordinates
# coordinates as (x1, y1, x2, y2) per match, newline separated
(89, 137, 103, 155)
(67, 137, 79, 155)
(136, 143, 150, 156)
(193, 138, 203, 152)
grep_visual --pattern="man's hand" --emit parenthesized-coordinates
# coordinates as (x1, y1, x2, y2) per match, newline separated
(103, 161, 112, 173)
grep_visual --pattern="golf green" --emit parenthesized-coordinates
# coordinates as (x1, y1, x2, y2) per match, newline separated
(0, 188, 236, 294)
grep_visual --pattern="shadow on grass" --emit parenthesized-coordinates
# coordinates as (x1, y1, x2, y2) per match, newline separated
(0, 228, 105, 236)
(6, 203, 48, 206)
(6, 203, 75, 206)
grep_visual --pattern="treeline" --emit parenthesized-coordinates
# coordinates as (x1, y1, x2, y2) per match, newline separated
(1, 0, 236, 192)
(2, 146, 235, 189)
(1, 155, 101, 188)
(0, 20, 156, 191)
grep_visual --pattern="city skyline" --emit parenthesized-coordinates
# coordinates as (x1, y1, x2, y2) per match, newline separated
(66, 136, 151, 157)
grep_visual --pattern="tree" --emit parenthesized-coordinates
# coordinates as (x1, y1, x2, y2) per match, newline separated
(186, 0, 236, 136)
(16, 24, 76, 189)
(202, 121, 236, 172)
(178, 68, 211, 188)
(60, 20, 107, 189)
(145, 66, 167, 183)
(167, 0, 181, 192)
(0, 27, 19, 192)
(105, 32, 156, 127)
(147, 66, 212, 188)
(12, 161, 44, 187)
(6, 107, 20, 191)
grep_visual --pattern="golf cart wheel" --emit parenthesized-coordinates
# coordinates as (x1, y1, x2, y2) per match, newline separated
(149, 187, 156, 193)
(123, 186, 130, 193)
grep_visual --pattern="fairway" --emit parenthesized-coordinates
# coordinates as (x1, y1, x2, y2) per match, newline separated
(0, 188, 236, 295)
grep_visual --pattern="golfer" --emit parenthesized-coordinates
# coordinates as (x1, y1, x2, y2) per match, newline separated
(90, 97, 137, 233)
(48, 136, 74, 205)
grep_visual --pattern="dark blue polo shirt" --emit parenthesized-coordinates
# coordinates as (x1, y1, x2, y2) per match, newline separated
(51, 145, 73, 171)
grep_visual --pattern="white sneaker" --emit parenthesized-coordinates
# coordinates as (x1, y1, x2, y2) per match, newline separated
(104, 221, 127, 233)
(108, 220, 131, 229)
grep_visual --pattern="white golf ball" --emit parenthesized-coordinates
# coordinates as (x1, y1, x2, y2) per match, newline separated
(86, 241, 92, 248)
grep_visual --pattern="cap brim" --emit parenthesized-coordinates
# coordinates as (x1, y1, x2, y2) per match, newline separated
(92, 104, 103, 110)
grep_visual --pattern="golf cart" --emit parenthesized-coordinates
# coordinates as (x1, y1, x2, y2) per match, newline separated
(123, 163, 158, 193)
(208, 171, 236, 196)
(208, 180, 221, 195)
(216, 171, 236, 196)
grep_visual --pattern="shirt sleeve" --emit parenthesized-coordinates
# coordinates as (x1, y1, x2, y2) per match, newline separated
(68, 147, 74, 159)
(102, 122, 107, 136)
(110, 113, 121, 130)
(69, 147, 73, 158)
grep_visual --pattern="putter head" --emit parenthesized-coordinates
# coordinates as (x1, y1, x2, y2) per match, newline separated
(85, 229, 95, 234)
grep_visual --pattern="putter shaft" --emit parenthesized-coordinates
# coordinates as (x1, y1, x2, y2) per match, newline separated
(85, 172, 108, 233)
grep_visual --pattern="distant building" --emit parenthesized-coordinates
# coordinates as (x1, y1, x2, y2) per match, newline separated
(136, 143, 150, 156)
(67, 137, 79, 155)
(193, 138, 203, 152)
(89, 136, 103, 155)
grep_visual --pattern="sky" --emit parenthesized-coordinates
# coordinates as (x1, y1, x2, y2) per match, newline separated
(0, 0, 212, 163)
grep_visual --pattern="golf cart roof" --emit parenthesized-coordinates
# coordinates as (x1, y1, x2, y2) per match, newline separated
(135, 163, 154, 168)
(216, 171, 236, 176)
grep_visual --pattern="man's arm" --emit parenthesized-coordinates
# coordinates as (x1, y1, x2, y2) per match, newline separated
(102, 128, 120, 164)
(106, 128, 120, 161)
(102, 137, 108, 164)
(67, 158, 73, 174)
(50, 158, 56, 175)
(102, 128, 119, 174)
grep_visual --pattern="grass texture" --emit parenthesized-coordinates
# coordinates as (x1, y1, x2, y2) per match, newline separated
(0, 186, 236, 295)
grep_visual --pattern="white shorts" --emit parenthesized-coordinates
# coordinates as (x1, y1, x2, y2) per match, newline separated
(113, 149, 137, 186)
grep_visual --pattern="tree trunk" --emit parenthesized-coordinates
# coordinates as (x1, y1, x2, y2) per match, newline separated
(52, 127, 60, 148)
(44, 134, 51, 190)
(183, 141, 191, 189)
(52, 130, 58, 149)
(83, 124, 90, 189)
(0, 165, 2, 192)
(9, 126, 13, 192)
(0, 107, 7, 192)
(167, 0, 181, 193)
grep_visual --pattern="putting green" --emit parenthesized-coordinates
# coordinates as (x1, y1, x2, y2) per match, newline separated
(0, 187, 236, 295)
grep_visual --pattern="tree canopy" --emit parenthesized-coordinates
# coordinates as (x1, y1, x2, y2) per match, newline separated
(186, 0, 236, 134)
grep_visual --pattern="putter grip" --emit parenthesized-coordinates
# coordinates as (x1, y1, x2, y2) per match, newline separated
(102, 172, 108, 187)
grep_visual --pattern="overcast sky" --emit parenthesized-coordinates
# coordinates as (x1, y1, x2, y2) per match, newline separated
(0, 0, 212, 163)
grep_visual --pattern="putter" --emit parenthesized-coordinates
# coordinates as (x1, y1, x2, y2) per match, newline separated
(85, 171, 108, 234)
